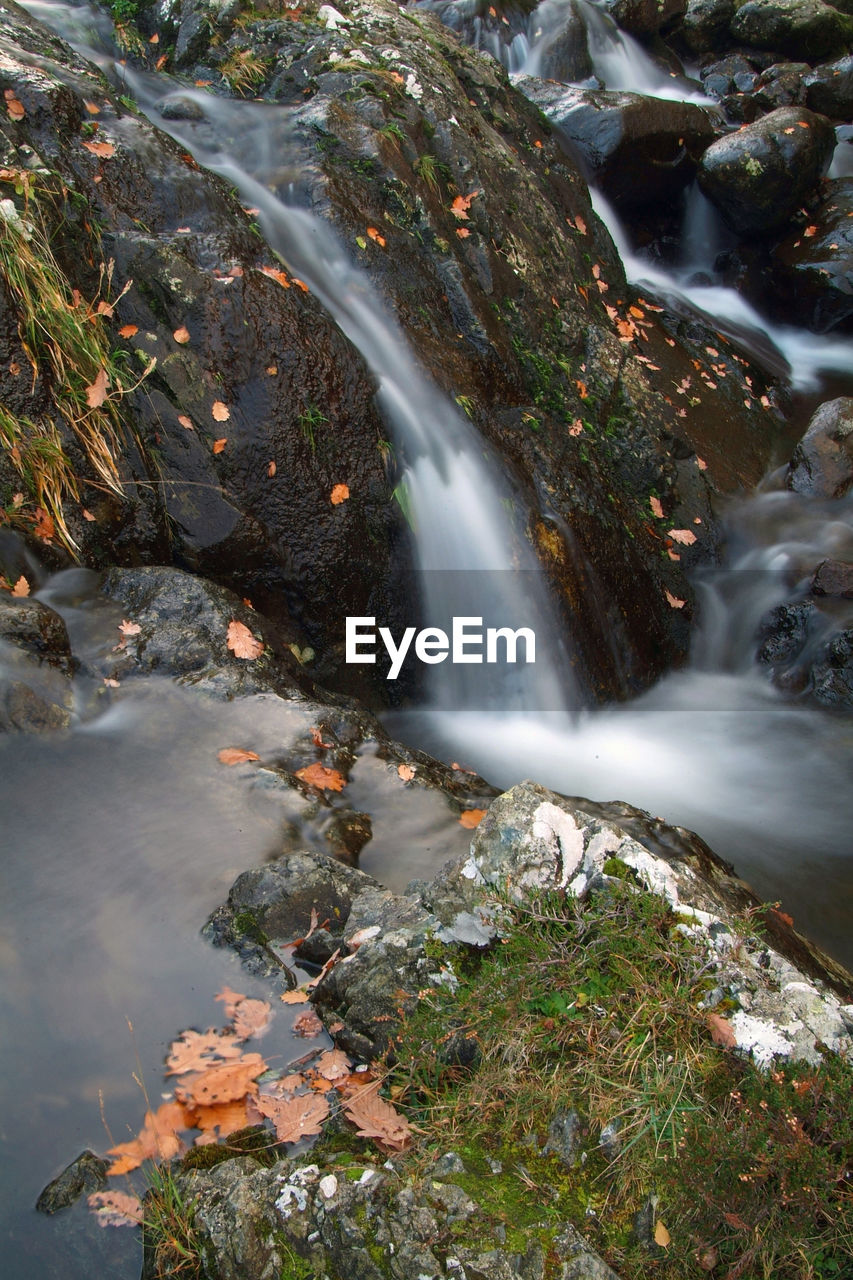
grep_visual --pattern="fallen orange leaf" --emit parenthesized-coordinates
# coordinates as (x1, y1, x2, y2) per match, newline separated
(118, 323, 138, 338)
(295, 762, 347, 791)
(212, 400, 230, 422)
(85, 367, 109, 407)
(330, 483, 349, 505)
(10, 575, 29, 597)
(82, 140, 116, 158)
(397, 763, 415, 781)
(268, 460, 276, 477)
(212, 438, 227, 454)
(218, 747, 261, 766)
(459, 808, 486, 829)
(226, 619, 264, 660)
(173, 326, 190, 344)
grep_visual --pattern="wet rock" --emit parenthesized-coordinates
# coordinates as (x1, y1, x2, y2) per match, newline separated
(526, 0, 594, 81)
(0, 596, 73, 672)
(730, 0, 853, 60)
(0, 679, 70, 733)
(812, 558, 853, 597)
(679, 0, 737, 53)
(36, 1150, 108, 1214)
(605, 0, 688, 37)
(698, 106, 836, 235)
(787, 397, 853, 497)
(155, 94, 206, 121)
(811, 628, 853, 707)
(751, 61, 810, 111)
(757, 598, 853, 711)
(770, 179, 853, 333)
(805, 54, 853, 119)
(518, 79, 718, 210)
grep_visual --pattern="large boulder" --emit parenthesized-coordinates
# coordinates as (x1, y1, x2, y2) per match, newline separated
(603, 0, 688, 37)
(786, 396, 853, 496)
(679, 0, 737, 53)
(516, 78, 719, 209)
(770, 179, 853, 332)
(730, 0, 853, 60)
(697, 106, 836, 235)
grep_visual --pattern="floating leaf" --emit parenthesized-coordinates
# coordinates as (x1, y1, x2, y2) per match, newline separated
(108, 1101, 189, 1174)
(218, 747, 261, 766)
(257, 1092, 329, 1143)
(292, 1008, 324, 1038)
(280, 990, 310, 1005)
(176, 1054, 266, 1107)
(88, 1190, 143, 1228)
(226, 619, 264, 660)
(232, 997, 273, 1042)
(315, 1049, 352, 1082)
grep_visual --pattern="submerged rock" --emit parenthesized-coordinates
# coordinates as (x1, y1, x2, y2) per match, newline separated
(36, 1150, 108, 1214)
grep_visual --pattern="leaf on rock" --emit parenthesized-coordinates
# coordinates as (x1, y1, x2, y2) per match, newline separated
(268, 460, 276, 477)
(178, 414, 193, 430)
(330, 483, 350, 505)
(343, 1084, 412, 1151)
(459, 808, 486, 829)
(85, 367, 109, 407)
(212, 438, 227, 454)
(211, 400, 230, 422)
(226, 619, 264, 660)
(4, 90, 25, 121)
(397, 763, 415, 781)
(280, 990, 310, 1005)
(173, 326, 190, 344)
(118, 324, 138, 338)
(10, 575, 29, 596)
(82, 140, 116, 158)
(665, 591, 686, 610)
(256, 1092, 329, 1143)
(217, 747, 261, 766)
(366, 226, 386, 247)
(667, 528, 697, 546)
(451, 191, 478, 218)
(295, 762, 346, 791)
(118, 619, 141, 638)
(259, 264, 290, 288)
(649, 496, 664, 519)
(87, 1190, 143, 1228)
(311, 725, 333, 749)
(232, 997, 273, 1042)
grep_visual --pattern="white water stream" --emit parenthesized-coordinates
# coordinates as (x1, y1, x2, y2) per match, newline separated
(2, 1, 853, 1276)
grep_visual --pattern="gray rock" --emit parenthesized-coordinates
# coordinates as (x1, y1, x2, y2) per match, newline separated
(555, 1223, 624, 1279)
(36, 1150, 108, 1214)
(812, 559, 853, 598)
(0, 596, 73, 672)
(431, 1151, 467, 1177)
(156, 94, 206, 121)
(730, 0, 853, 60)
(698, 106, 836, 235)
(787, 397, 853, 497)
(544, 1108, 587, 1167)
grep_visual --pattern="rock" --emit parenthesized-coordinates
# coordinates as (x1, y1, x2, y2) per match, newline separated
(811, 629, 853, 707)
(36, 1150, 108, 1214)
(769, 179, 853, 332)
(757, 598, 853, 711)
(730, 0, 853, 60)
(518, 79, 718, 210)
(698, 106, 836, 235)
(604, 0, 688, 37)
(680, 0, 737, 53)
(812, 559, 853, 597)
(0, 596, 73, 672)
(431, 1151, 467, 1177)
(526, 0, 594, 81)
(751, 61, 810, 111)
(555, 1224, 624, 1279)
(155, 94, 205, 121)
(543, 1107, 587, 1167)
(805, 54, 853, 119)
(787, 397, 853, 497)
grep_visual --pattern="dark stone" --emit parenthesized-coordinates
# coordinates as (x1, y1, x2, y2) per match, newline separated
(805, 54, 853, 119)
(0, 596, 73, 671)
(787, 397, 853, 497)
(770, 180, 853, 332)
(224, 851, 374, 945)
(36, 1150, 108, 1214)
(604, 0, 688, 37)
(528, 0, 594, 81)
(156, 94, 206, 121)
(519, 79, 719, 210)
(811, 630, 853, 708)
(730, 0, 853, 60)
(324, 809, 373, 863)
(812, 559, 853, 598)
(752, 61, 810, 111)
(756, 599, 814, 665)
(698, 106, 836, 235)
(680, 0, 737, 52)
(0, 679, 70, 733)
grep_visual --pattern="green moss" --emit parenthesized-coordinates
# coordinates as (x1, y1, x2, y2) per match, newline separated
(232, 909, 269, 946)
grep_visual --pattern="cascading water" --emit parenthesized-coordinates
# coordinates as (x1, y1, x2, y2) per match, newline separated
(2, 1, 853, 1277)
